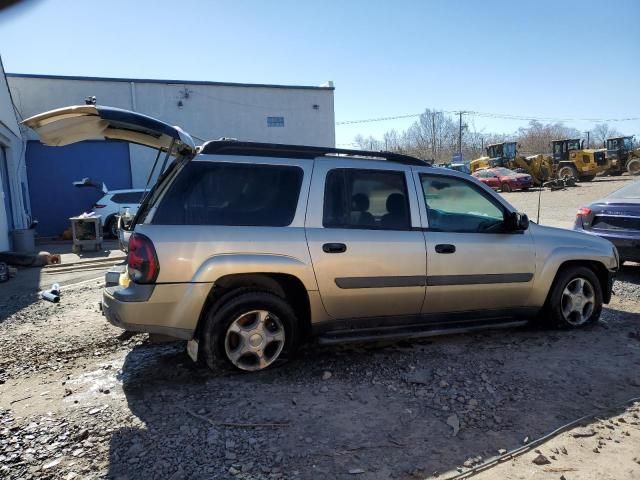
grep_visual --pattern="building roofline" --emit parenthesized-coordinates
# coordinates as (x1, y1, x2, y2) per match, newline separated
(5, 73, 335, 91)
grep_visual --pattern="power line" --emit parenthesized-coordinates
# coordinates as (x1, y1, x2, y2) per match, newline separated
(336, 110, 640, 126)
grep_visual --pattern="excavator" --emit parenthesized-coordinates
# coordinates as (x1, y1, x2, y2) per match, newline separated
(469, 142, 553, 186)
(605, 136, 640, 176)
(551, 139, 608, 182)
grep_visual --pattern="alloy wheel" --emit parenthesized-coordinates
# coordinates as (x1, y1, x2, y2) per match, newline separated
(560, 277, 595, 326)
(224, 310, 285, 371)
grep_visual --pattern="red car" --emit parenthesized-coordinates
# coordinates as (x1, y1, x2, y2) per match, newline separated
(473, 167, 533, 192)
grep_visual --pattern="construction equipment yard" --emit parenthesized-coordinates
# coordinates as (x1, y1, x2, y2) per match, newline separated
(1, 177, 639, 480)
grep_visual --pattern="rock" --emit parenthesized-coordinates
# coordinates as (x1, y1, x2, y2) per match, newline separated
(322, 371, 332, 380)
(572, 428, 596, 438)
(523, 436, 530, 444)
(446, 414, 460, 436)
(498, 448, 507, 455)
(64, 472, 78, 480)
(463, 458, 474, 468)
(42, 457, 63, 470)
(320, 386, 328, 393)
(225, 440, 236, 449)
(348, 468, 365, 474)
(228, 466, 240, 475)
(439, 380, 449, 388)
(531, 454, 551, 465)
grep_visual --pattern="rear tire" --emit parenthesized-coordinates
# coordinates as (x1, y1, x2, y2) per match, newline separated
(627, 158, 640, 176)
(501, 182, 512, 193)
(200, 290, 299, 372)
(105, 217, 118, 239)
(546, 266, 602, 329)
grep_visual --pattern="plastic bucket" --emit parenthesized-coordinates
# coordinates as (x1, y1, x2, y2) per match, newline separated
(12, 228, 36, 253)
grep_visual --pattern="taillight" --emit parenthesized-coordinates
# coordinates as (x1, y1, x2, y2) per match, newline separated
(127, 233, 159, 284)
(577, 207, 592, 217)
(93, 204, 106, 209)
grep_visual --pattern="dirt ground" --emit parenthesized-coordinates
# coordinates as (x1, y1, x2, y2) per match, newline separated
(1, 177, 639, 480)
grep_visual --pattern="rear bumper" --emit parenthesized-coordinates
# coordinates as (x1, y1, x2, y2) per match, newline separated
(101, 281, 213, 339)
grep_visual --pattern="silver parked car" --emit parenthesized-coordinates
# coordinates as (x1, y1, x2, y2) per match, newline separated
(24, 106, 619, 372)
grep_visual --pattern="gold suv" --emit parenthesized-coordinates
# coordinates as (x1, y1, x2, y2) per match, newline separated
(24, 106, 618, 372)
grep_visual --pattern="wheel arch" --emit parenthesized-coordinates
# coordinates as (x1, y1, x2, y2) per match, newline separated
(543, 259, 612, 307)
(193, 272, 312, 341)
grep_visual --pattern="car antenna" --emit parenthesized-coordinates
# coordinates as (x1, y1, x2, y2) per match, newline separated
(536, 183, 543, 224)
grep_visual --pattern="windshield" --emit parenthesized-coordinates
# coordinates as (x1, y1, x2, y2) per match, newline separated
(623, 137, 634, 150)
(493, 167, 515, 176)
(503, 143, 516, 159)
(608, 181, 640, 199)
(567, 139, 581, 150)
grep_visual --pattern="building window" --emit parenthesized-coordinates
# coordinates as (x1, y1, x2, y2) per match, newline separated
(267, 116, 285, 127)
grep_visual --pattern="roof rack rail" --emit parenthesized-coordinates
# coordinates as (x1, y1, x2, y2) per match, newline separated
(199, 140, 431, 167)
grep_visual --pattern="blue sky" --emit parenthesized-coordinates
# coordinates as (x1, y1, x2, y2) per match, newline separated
(1, 0, 638, 146)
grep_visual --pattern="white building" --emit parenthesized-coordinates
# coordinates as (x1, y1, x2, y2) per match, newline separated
(0, 59, 30, 251)
(7, 73, 335, 236)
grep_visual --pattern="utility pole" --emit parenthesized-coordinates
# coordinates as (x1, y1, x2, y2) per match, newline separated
(458, 111, 463, 155)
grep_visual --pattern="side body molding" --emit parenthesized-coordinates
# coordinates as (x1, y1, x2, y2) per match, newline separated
(191, 253, 319, 291)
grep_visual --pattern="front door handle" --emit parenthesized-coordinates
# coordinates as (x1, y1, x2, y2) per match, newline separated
(435, 244, 456, 254)
(322, 243, 347, 254)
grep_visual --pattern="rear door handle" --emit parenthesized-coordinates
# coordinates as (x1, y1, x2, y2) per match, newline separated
(435, 244, 456, 254)
(322, 243, 347, 253)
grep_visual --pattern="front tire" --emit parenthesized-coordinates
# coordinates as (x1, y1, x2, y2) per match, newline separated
(501, 182, 512, 193)
(547, 266, 602, 328)
(558, 165, 578, 179)
(200, 290, 299, 372)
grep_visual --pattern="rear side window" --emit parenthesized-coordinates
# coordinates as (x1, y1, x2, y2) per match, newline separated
(323, 168, 411, 230)
(152, 162, 303, 226)
(111, 192, 144, 204)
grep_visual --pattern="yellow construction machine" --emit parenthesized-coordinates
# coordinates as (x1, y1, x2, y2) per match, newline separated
(605, 136, 640, 176)
(551, 139, 608, 182)
(469, 142, 553, 185)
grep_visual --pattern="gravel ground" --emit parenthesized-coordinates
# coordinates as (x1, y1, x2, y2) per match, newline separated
(1, 178, 639, 480)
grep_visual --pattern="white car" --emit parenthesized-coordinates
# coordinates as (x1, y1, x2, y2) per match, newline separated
(92, 189, 145, 238)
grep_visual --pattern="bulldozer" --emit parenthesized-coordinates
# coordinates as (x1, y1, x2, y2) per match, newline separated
(469, 142, 553, 185)
(551, 138, 608, 182)
(605, 136, 640, 176)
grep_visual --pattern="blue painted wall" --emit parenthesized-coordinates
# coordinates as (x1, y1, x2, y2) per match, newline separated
(26, 141, 131, 237)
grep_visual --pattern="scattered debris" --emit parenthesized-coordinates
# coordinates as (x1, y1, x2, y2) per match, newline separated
(446, 414, 460, 436)
(532, 453, 551, 465)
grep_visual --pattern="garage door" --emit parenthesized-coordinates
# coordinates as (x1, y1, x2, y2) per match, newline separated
(26, 140, 131, 237)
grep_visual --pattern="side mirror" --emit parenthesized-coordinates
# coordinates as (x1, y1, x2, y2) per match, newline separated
(506, 211, 529, 231)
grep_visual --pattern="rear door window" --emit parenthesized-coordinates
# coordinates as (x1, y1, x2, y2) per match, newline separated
(152, 162, 303, 226)
(111, 192, 144, 204)
(323, 169, 411, 230)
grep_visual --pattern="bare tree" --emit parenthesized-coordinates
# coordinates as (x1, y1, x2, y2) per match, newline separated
(592, 123, 622, 147)
(516, 121, 580, 155)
